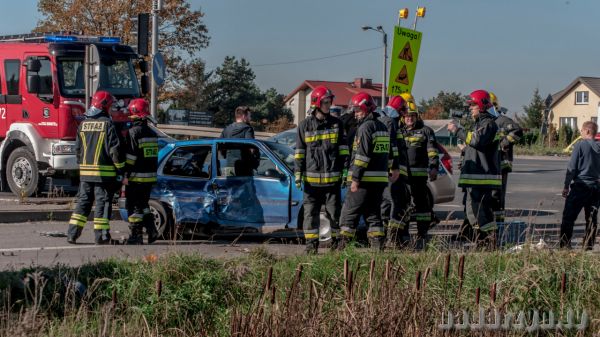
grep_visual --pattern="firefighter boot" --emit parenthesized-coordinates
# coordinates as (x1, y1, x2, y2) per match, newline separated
(94, 229, 112, 245)
(67, 225, 83, 244)
(305, 239, 319, 255)
(369, 237, 385, 252)
(126, 225, 144, 245)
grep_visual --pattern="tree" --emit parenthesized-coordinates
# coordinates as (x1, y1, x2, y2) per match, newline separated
(170, 59, 210, 111)
(35, 0, 210, 102)
(254, 88, 293, 123)
(204, 56, 262, 127)
(418, 91, 468, 119)
(518, 88, 545, 129)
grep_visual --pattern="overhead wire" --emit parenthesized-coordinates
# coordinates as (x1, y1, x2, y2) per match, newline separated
(253, 46, 380, 67)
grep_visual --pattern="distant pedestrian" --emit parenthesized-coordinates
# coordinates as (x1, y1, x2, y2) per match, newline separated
(220, 106, 255, 139)
(560, 121, 600, 250)
(220, 106, 256, 176)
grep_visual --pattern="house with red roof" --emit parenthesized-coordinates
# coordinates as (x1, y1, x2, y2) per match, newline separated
(284, 78, 384, 125)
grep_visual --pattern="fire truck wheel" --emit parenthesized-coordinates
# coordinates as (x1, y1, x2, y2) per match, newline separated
(6, 147, 40, 197)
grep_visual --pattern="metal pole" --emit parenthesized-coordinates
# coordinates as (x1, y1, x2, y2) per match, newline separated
(382, 31, 387, 108)
(150, 1, 160, 120)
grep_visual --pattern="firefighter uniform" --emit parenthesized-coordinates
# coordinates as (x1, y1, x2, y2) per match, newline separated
(124, 119, 159, 244)
(454, 112, 501, 245)
(295, 113, 348, 253)
(404, 119, 439, 243)
(340, 111, 395, 250)
(492, 114, 523, 224)
(67, 114, 125, 244)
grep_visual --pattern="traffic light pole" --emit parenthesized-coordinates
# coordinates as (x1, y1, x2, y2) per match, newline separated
(150, 0, 161, 120)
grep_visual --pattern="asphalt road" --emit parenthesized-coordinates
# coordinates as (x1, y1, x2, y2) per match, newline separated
(0, 155, 585, 269)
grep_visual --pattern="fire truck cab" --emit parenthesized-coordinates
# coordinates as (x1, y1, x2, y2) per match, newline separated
(0, 33, 145, 196)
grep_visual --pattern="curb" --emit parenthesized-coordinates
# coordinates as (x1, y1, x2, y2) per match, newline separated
(0, 210, 123, 224)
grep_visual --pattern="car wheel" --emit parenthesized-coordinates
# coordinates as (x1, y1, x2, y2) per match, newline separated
(7, 147, 41, 197)
(148, 200, 172, 239)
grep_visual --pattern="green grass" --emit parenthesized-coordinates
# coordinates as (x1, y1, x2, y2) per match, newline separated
(1, 247, 600, 336)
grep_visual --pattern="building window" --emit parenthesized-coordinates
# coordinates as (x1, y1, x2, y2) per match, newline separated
(559, 117, 577, 129)
(575, 91, 589, 105)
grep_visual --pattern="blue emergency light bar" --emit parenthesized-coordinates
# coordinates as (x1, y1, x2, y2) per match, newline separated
(43, 35, 121, 44)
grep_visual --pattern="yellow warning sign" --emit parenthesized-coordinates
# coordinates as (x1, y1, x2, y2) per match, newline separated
(395, 65, 409, 85)
(398, 41, 413, 62)
(388, 26, 423, 95)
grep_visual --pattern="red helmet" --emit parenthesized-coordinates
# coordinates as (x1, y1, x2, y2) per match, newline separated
(91, 90, 115, 112)
(387, 96, 408, 115)
(310, 86, 335, 109)
(467, 90, 492, 111)
(350, 92, 376, 114)
(128, 98, 150, 119)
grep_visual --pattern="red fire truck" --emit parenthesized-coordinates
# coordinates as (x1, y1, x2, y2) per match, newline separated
(0, 33, 148, 196)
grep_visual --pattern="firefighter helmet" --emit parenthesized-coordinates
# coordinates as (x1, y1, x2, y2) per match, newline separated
(489, 92, 499, 107)
(310, 86, 335, 109)
(467, 90, 492, 111)
(350, 92, 376, 114)
(128, 98, 150, 119)
(387, 96, 408, 116)
(400, 92, 417, 112)
(86, 91, 115, 117)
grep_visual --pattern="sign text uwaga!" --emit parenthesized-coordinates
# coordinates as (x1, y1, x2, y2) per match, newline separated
(388, 26, 422, 96)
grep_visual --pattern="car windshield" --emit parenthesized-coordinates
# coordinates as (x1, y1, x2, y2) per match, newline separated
(264, 141, 294, 171)
(57, 57, 140, 97)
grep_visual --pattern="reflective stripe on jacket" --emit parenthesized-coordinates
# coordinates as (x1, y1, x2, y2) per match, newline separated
(348, 112, 393, 185)
(125, 121, 159, 184)
(76, 115, 124, 183)
(403, 120, 439, 176)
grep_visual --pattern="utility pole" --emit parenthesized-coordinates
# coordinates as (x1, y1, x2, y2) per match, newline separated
(150, 0, 162, 120)
(362, 26, 387, 109)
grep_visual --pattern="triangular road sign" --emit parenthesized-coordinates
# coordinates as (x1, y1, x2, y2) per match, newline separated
(395, 65, 409, 85)
(398, 41, 413, 62)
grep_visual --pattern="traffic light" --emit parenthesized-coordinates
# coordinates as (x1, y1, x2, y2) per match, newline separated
(417, 7, 426, 18)
(399, 8, 409, 19)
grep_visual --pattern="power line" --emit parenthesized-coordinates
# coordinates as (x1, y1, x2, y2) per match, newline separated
(253, 46, 380, 67)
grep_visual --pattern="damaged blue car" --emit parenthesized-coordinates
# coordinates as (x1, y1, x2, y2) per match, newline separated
(120, 138, 308, 240)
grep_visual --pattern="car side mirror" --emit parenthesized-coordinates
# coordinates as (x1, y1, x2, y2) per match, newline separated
(27, 74, 40, 94)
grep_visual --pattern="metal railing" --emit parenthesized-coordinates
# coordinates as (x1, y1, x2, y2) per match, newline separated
(156, 124, 275, 140)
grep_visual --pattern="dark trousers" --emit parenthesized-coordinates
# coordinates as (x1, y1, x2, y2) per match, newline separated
(340, 184, 386, 239)
(560, 182, 600, 249)
(125, 182, 153, 229)
(409, 177, 433, 237)
(491, 170, 510, 223)
(302, 184, 341, 243)
(70, 181, 115, 230)
(461, 187, 496, 243)
(382, 178, 411, 240)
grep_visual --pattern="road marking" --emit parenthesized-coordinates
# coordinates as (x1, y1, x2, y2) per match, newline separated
(0, 245, 100, 253)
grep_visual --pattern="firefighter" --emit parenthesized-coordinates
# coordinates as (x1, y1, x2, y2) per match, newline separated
(67, 91, 125, 244)
(295, 86, 349, 254)
(447, 90, 501, 248)
(402, 99, 439, 249)
(560, 121, 600, 250)
(123, 98, 160, 245)
(489, 92, 523, 225)
(380, 96, 412, 247)
(340, 92, 399, 251)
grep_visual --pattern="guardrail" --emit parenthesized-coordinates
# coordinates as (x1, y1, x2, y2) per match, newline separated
(156, 124, 276, 140)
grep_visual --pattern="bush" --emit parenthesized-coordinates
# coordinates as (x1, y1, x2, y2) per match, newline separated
(558, 124, 574, 147)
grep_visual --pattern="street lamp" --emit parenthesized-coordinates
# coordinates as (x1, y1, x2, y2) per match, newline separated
(362, 25, 387, 108)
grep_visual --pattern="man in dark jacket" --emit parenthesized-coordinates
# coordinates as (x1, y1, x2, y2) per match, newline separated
(123, 99, 160, 245)
(295, 86, 348, 254)
(560, 121, 600, 250)
(67, 91, 125, 244)
(489, 92, 523, 225)
(340, 92, 399, 251)
(448, 90, 501, 248)
(220, 106, 256, 176)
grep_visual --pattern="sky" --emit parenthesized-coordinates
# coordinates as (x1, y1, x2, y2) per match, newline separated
(2, 0, 598, 115)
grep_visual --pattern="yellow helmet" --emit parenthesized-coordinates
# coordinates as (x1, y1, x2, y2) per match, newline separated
(489, 92, 499, 107)
(400, 93, 417, 112)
